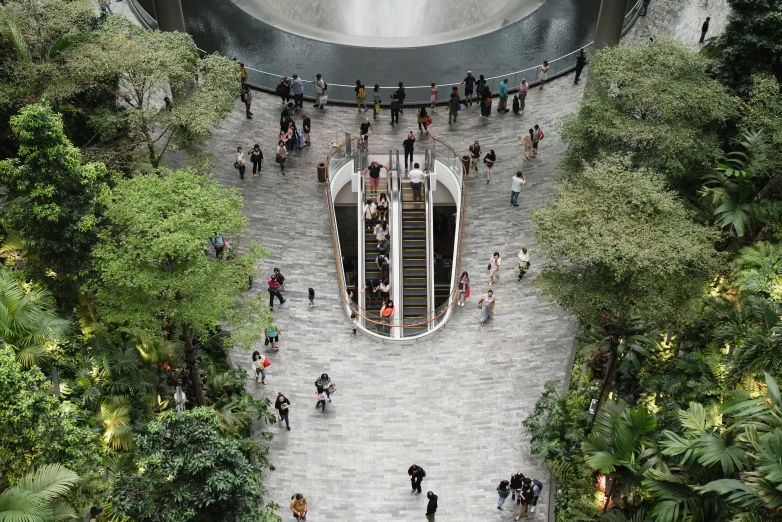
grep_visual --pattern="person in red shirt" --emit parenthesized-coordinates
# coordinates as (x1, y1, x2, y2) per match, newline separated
(268, 275, 285, 309)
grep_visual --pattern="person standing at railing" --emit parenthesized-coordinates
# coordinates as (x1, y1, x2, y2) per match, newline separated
(239, 63, 247, 87)
(475, 74, 487, 104)
(277, 75, 291, 105)
(460, 71, 476, 107)
(355, 80, 368, 113)
(403, 131, 416, 171)
(574, 49, 587, 84)
(390, 94, 400, 125)
(517, 78, 529, 115)
(538, 61, 549, 90)
(313, 73, 326, 110)
(290, 74, 304, 109)
(408, 163, 429, 202)
(498, 77, 509, 113)
(373, 84, 381, 119)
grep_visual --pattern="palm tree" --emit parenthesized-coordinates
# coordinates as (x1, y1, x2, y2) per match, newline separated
(582, 400, 657, 512)
(0, 269, 70, 368)
(0, 464, 80, 522)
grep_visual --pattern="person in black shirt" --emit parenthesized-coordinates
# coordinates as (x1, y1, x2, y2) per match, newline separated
(699, 16, 710, 44)
(484, 149, 497, 183)
(403, 131, 415, 171)
(359, 118, 374, 151)
(460, 71, 476, 106)
(509, 472, 525, 504)
(250, 144, 263, 177)
(408, 464, 426, 495)
(301, 113, 311, 147)
(425, 491, 437, 521)
(362, 161, 389, 196)
(396, 82, 406, 113)
(475, 74, 487, 104)
(390, 94, 400, 125)
(277, 76, 291, 104)
(469, 140, 481, 172)
(274, 393, 291, 431)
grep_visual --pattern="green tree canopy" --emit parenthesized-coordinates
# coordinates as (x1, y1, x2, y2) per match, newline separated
(108, 408, 276, 522)
(90, 167, 267, 406)
(0, 101, 111, 282)
(0, 350, 103, 487)
(532, 156, 723, 325)
(58, 17, 238, 168)
(559, 38, 739, 194)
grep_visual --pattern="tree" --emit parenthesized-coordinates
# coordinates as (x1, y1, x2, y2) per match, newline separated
(559, 39, 738, 194)
(0, 350, 103, 487)
(90, 167, 268, 407)
(716, 0, 782, 94)
(59, 17, 238, 168)
(0, 464, 80, 522)
(532, 156, 723, 325)
(0, 101, 111, 282)
(108, 408, 277, 522)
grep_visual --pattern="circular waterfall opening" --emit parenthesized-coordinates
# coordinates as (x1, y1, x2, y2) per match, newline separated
(228, 0, 547, 48)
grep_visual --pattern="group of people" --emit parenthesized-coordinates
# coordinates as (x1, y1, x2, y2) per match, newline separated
(475, 248, 530, 327)
(498, 472, 543, 519)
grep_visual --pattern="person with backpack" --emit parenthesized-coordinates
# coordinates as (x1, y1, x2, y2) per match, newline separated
(469, 140, 481, 172)
(355, 80, 367, 113)
(313, 73, 326, 109)
(289, 493, 306, 520)
(252, 351, 269, 384)
(268, 274, 285, 309)
(408, 464, 426, 495)
(241, 85, 253, 119)
(497, 480, 511, 510)
(574, 48, 587, 84)
(526, 477, 542, 513)
(532, 124, 543, 158)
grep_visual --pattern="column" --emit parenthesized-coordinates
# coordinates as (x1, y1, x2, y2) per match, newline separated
(152, 0, 185, 32)
(593, 0, 626, 50)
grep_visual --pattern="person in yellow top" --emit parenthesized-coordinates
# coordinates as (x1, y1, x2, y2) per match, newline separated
(239, 63, 247, 86)
(290, 493, 307, 521)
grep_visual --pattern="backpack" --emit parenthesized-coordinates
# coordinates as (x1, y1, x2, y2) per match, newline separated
(538, 129, 544, 140)
(240, 92, 247, 103)
(323, 81, 328, 91)
(358, 87, 365, 98)
(484, 96, 491, 107)
(531, 478, 543, 495)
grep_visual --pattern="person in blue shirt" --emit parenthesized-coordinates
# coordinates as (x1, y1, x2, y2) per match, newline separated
(498, 78, 509, 113)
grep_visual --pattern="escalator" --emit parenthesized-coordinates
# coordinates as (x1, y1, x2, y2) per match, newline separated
(401, 175, 428, 328)
(363, 176, 388, 321)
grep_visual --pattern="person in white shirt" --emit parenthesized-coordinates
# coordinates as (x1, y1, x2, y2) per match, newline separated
(510, 171, 526, 207)
(363, 199, 378, 230)
(517, 247, 530, 281)
(408, 163, 429, 202)
(313, 73, 326, 109)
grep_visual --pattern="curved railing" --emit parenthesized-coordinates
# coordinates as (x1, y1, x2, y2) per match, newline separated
(324, 136, 468, 339)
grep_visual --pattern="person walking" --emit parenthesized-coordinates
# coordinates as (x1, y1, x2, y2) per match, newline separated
(484, 149, 496, 183)
(250, 144, 263, 177)
(457, 271, 470, 306)
(498, 77, 509, 113)
(360, 118, 375, 152)
(488, 251, 501, 285)
(699, 16, 710, 43)
(532, 125, 542, 158)
(275, 393, 291, 431)
(497, 480, 511, 510)
(265, 324, 281, 350)
(522, 130, 533, 160)
(517, 247, 530, 281)
(403, 131, 416, 171)
(373, 84, 382, 119)
(316, 373, 333, 400)
(448, 92, 459, 125)
(276, 140, 287, 175)
(425, 491, 438, 522)
(416, 106, 430, 134)
(469, 140, 481, 172)
(396, 82, 406, 113)
(408, 465, 426, 495)
(241, 85, 253, 119)
(301, 113, 311, 147)
(290, 493, 307, 521)
(313, 73, 326, 109)
(480, 85, 492, 118)
(430, 83, 439, 112)
(268, 275, 285, 309)
(408, 163, 428, 202)
(315, 373, 332, 412)
(252, 351, 269, 384)
(574, 49, 587, 83)
(355, 80, 368, 112)
(273, 267, 286, 290)
(517, 78, 529, 114)
(538, 60, 549, 89)
(291, 74, 304, 109)
(362, 161, 390, 196)
(478, 289, 496, 327)
(510, 171, 526, 207)
(277, 75, 291, 104)
(235, 146, 247, 180)
(460, 71, 476, 106)
(641, 0, 651, 15)
(390, 94, 400, 125)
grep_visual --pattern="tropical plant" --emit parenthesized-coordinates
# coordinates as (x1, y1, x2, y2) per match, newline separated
(731, 241, 782, 300)
(0, 464, 80, 522)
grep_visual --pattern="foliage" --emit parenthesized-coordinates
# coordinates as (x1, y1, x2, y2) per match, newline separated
(731, 241, 782, 300)
(0, 464, 81, 522)
(0, 101, 112, 282)
(0, 350, 103, 488)
(716, 0, 782, 95)
(558, 38, 738, 193)
(741, 75, 782, 180)
(108, 408, 278, 522)
(532, 156, 722, 325)
(58, 17, 239, 168)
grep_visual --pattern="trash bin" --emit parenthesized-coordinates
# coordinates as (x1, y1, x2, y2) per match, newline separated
(461, 155, 470, 176)
(317, 162, 327, 182)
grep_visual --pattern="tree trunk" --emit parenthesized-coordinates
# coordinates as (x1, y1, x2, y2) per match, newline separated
(602, 477, 615, 513)
(599, 349, 617, 409)
(182, 323, 206, 406)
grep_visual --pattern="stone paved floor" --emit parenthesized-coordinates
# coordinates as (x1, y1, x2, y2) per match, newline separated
(115, 0, 729, 519)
